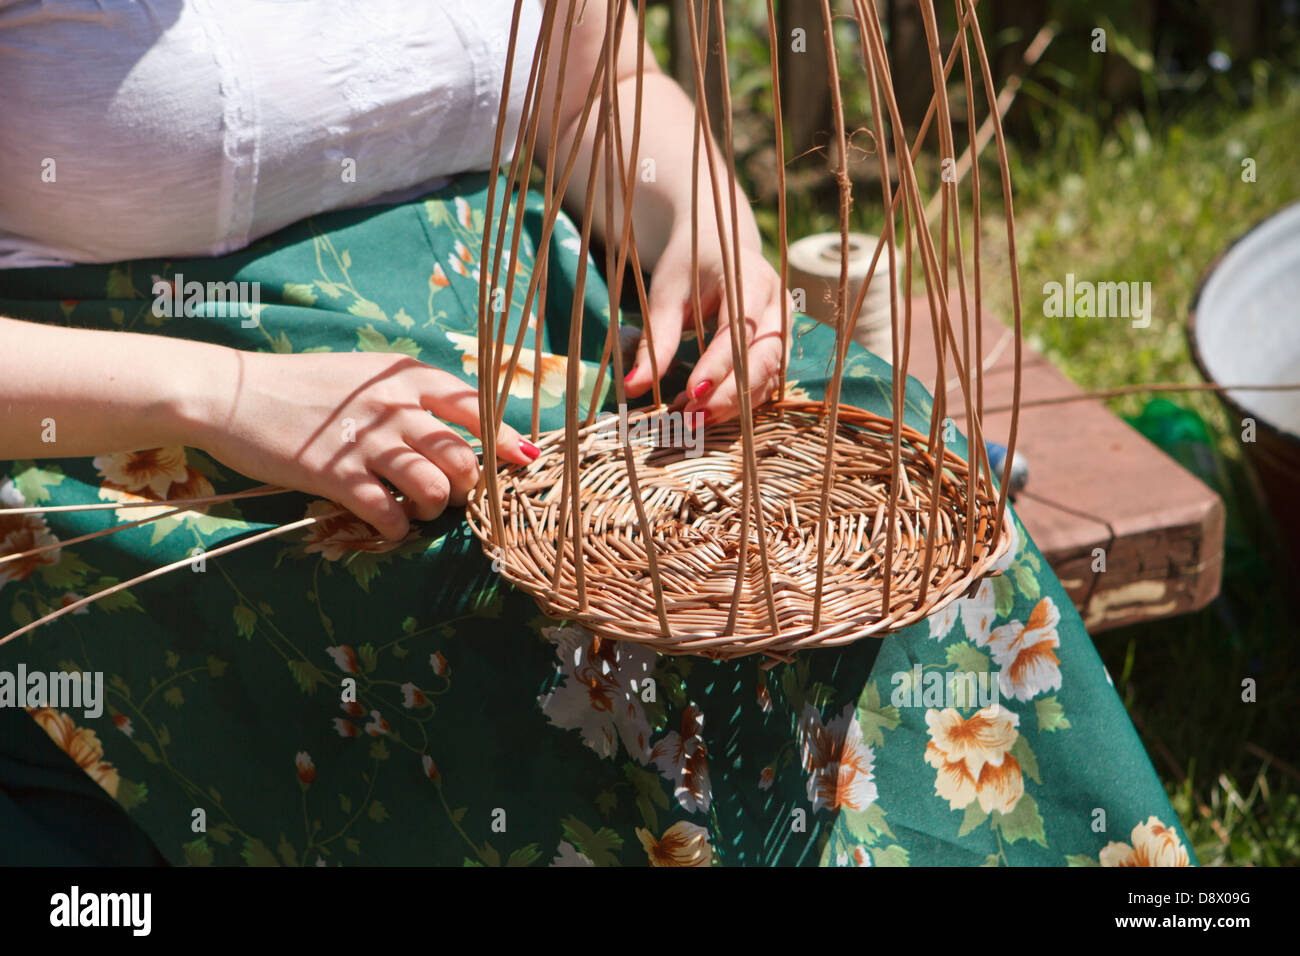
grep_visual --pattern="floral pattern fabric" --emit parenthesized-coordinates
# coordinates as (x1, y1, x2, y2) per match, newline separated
(0, 172, 1193, 866)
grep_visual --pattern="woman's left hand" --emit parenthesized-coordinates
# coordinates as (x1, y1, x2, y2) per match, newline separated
(622, 220, 793, 426)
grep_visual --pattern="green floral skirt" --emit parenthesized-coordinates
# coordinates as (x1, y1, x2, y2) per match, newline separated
(0, 172, 1193, 867)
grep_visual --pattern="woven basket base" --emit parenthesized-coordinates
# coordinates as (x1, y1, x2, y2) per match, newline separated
(468, 400, 1011, 660)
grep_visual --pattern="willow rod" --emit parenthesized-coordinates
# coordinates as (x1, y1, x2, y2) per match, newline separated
(983, 380, 1300, 414)
(0, 510, 339, 651)
(599, 0, 671, 636)
(809, 0, 855, 634)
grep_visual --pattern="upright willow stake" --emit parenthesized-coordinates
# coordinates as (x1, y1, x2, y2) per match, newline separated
(765, 0, 790, 406)
(849, 0, 902, 617)
(680, 0, 780, 636)
(475, 0, 529, 550)
(961, 0, 1025, 554)
(809, 0, 854, 634)
(599, 0, 671, 636)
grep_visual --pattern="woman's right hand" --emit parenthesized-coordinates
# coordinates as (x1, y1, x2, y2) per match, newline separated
(195, 350, 539, 542)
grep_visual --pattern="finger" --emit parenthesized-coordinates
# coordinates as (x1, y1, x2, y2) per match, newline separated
(404, 423, 480, 506)
(691, 305, 787, 425)
(698, 327, 786, 425)
(742, 288, 790, 403)
(413, 368, 540, 466)
(336, 473, 410, 541)
(371, 445, 452, 523)
(624, 251, 697, 400)
(684, 267, 776, 413)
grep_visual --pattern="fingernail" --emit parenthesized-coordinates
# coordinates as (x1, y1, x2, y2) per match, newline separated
(624, 370, 636, 386)
(691, 380, 713, 401)
(520, 439, 540, 461)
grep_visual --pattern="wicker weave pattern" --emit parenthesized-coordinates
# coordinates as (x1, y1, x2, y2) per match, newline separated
(469, 399, 1010, 659)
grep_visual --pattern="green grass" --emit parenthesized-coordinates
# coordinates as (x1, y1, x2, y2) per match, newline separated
(991, 84, 1300, 868)
(993, 86, 1300, 426)
(642, 4, 1300, 865)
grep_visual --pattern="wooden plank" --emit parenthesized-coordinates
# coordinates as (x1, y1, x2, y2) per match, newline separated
(877, 296, 1224, 631)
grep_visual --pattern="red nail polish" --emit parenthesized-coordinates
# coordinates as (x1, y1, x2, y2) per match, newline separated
(691, 380, 713, 401)
(624, 370, 636, 387)
(520, 439, 540, 461)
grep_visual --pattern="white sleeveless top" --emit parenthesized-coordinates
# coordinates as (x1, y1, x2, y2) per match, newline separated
(0, 0, 543, 267)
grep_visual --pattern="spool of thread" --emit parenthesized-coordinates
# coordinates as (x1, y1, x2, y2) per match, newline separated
(787, 231, 901, 359)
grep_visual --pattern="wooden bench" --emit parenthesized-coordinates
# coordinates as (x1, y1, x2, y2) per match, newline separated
(883, 296, 1224, 632)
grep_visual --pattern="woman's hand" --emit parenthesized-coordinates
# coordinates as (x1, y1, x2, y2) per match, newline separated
(0, 319, 530, 542)
(197, 351, 538, 542)
(623, 220, 793, 425)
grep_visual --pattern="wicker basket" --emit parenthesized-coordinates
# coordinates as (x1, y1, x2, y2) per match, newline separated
(467, 0, 1024, 660)
(468, 400, 1011, 659)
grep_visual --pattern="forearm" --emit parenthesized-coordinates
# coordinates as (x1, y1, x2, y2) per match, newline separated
(536, 1, 760, 271)
(558, 71, 761, 268)
(0, 317, 231, 459)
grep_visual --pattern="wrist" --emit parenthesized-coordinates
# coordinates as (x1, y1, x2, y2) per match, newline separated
(674, 182, 762, 255)
(160, 339, 241, 453)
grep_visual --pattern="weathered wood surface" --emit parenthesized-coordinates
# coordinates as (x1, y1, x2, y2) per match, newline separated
(871, 296, 1224, 632)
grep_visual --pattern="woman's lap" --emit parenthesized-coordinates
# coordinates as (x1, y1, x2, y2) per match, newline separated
(0, 173, 1192, 866)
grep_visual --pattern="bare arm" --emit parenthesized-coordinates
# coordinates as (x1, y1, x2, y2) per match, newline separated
(0, 317, 222, 459)
(535, 0, 790, 421)
(0, 317, 536, 540)
(534, 0, 751, 267)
